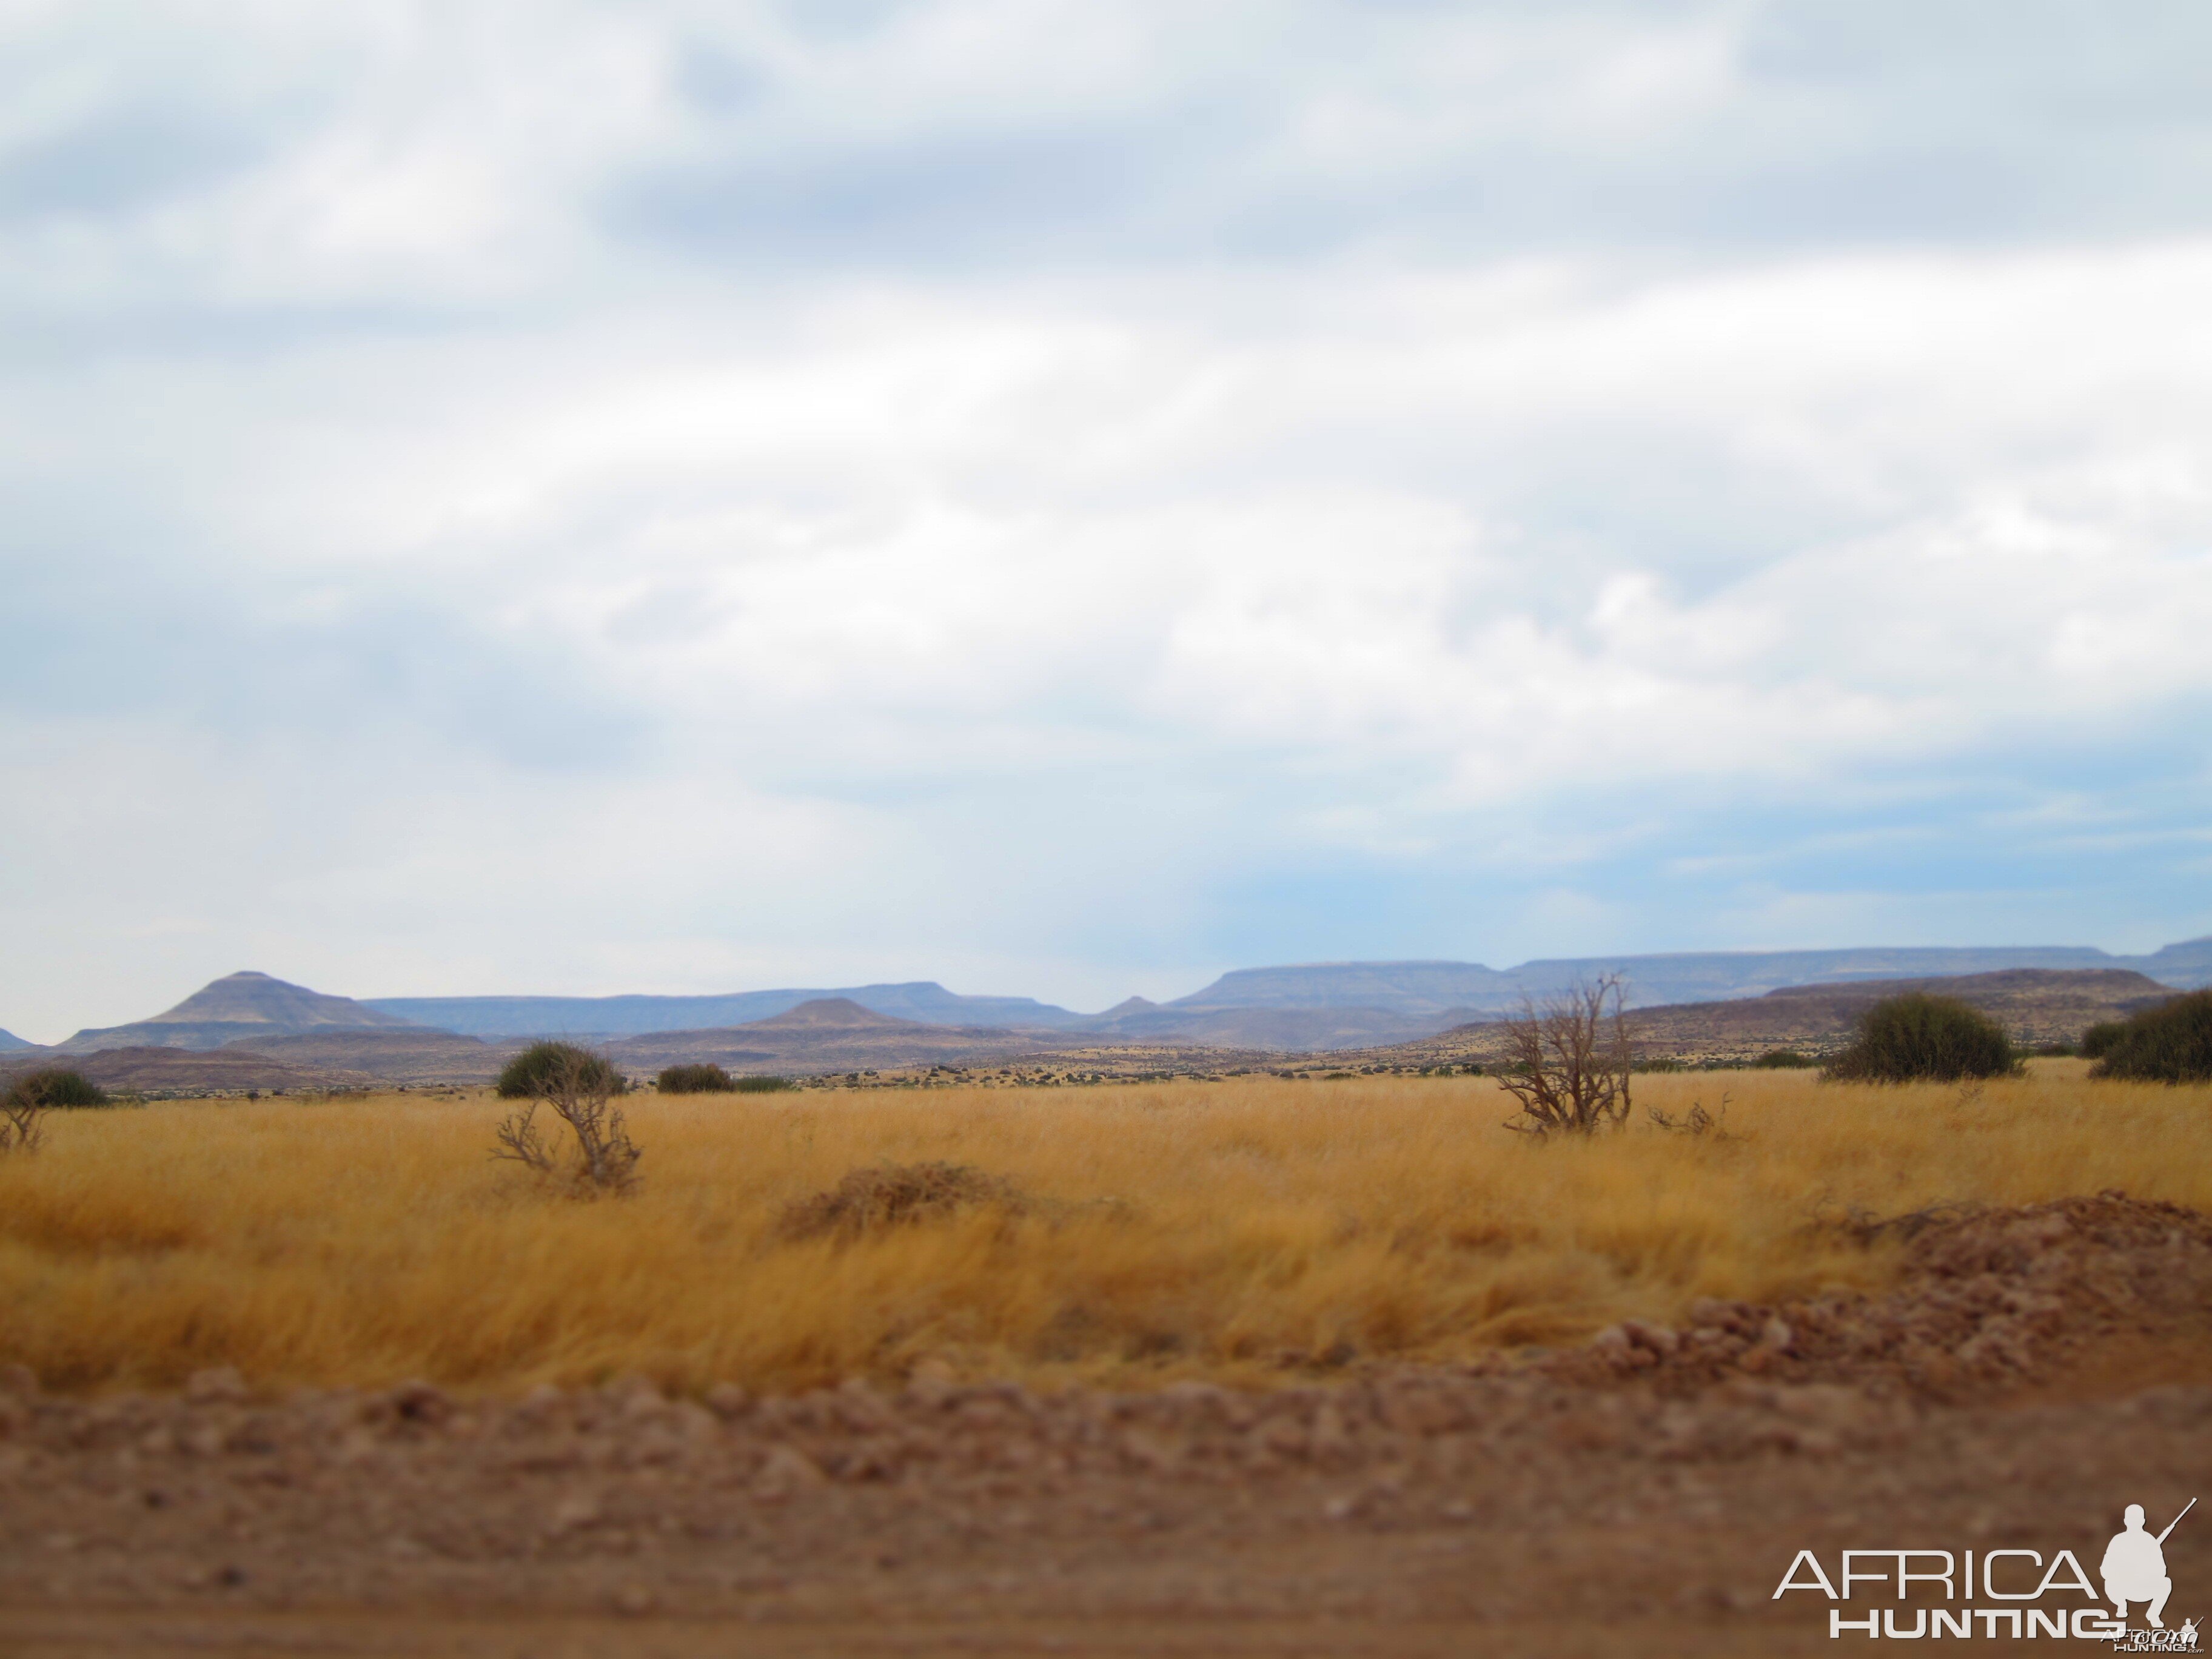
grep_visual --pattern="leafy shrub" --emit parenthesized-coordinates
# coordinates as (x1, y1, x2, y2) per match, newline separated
(2079, 1021, 2127, 1061)
(5, 1068, 110, 1108)
(1752, 1049, 1816, 1069)
(733, 1074, 795, 1093)
(657, 1062, 736, 1093)
(1823, 993, 2017, 1083)
(496, 1042, 626, 1101)
(2090, 991, 2212, 1084)
(493, 1045, 641, 1195)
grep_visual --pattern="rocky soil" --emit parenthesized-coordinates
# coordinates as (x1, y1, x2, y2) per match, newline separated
(2, 1194, 2207, 1657)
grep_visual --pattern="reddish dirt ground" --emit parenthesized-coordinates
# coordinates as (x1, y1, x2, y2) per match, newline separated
(2, 1195, 2208, 1658)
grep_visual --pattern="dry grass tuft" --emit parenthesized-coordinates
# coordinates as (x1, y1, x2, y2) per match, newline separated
(0, 1063, 2206, 1398)
(776, 1161, 1028, 1242)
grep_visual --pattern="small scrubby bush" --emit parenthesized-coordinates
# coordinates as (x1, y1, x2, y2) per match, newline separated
(1824, 993, 2017, 1083)
(5, 1068, 110, 1108)
(657, 1062, 736, 1093)
(492, 1045, 641, 1195)
(733, 1074, 794, 1093)
(1, 1067, 108, 1155)
(777, 1162, 1027, 1242)
(497, 1042, 626, 1101)
(2090, 991, 2212, 1084)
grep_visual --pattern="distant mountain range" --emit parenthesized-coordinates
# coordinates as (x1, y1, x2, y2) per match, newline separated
(361, 981, 1090, 1037)
(1168, 939, 2212, 1014)
(8, 936, 2207, 1068)
(598, 997, 1041, 1073)
(7, 950, 2206, 1091)
(0, 1027, 30, 1051)
(362, 937, 2212, 1037)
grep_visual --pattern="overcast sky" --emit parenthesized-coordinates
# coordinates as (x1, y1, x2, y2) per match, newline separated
(5, 1, 2212, 1038)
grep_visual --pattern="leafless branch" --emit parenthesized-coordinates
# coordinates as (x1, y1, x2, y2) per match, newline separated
(0, 1093, 44, 1156)
(1647, 1091, 1736, 1140)
(491, 1101, 558, 1173)
(1497, 976, 1635, 1139)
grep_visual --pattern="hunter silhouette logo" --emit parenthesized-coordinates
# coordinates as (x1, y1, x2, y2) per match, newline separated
(1774, 1498, 2197, 1645)
(2105, 1500, 2190, 1629)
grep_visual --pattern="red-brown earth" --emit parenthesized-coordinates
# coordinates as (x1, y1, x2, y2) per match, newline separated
(1, 1193, 2207, 1658)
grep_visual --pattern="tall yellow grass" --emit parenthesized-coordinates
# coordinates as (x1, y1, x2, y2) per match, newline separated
(1, 1064, 2205, 1396)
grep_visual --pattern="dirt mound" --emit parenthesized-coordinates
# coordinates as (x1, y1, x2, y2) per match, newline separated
(1558, 1190, 2212, 1399)
(776, 1162, 1029, 1241)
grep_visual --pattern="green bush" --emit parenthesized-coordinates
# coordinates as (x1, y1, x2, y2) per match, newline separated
(657, 1063, 736, 1093)
(732, 1074, 795, 1094)
(1823, 993, 2017, 1083)
(495, 1042, 626, 1100)
(5, 1067, 110, 1109)
(1752, 1049, 1816, 1069)
(2079, 1021, 2127, 1061)
(2090, 991, 2212, 1084)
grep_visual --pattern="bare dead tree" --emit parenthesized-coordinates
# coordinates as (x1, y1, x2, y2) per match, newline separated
(492, 1048, 642, 1195)
(1497, 976, 1635, 1139)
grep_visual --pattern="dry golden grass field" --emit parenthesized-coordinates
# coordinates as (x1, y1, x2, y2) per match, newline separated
(2, 1061, 2208, 1398)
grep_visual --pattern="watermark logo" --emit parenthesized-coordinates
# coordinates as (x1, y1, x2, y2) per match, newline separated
(1773, 1498, 2196, 1646)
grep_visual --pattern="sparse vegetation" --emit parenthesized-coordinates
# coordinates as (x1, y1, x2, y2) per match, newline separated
(1496, 976, 1634, 1138)
(0, 1091, 41, 1156)
(493, 1045, 642, 1195)
(0, 1068, 110, 1155)
(2090, 990, 2212, 1084)
(1752, 1049, 1816, 1069)
(1, 1069, 2207, 1394)
(657, 1062, 736, 1093)
(1823, 993, 2017, 1082)
(654, 1064, 793, 1094)
(6, 1067, 110, 1108)
(495, 1041, 626, 1101)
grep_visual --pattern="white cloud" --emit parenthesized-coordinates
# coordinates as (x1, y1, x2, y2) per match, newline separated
(5, 1, 2212, 1037)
